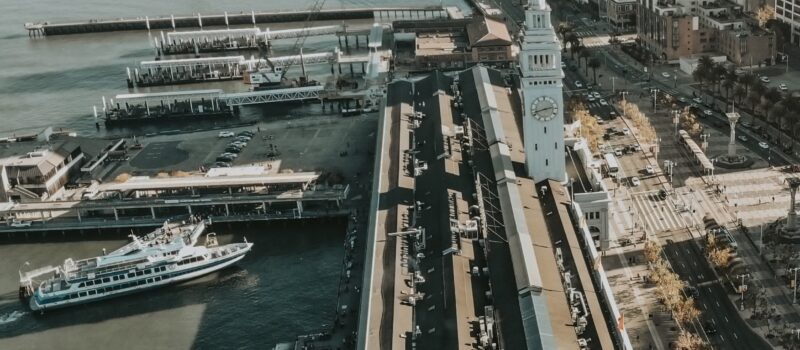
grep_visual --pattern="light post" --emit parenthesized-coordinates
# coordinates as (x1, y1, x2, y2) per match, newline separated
(611, 76, 616, 93)
(738, 273, 750, 310)
(759, 223, 764, 255)
(673, 109, 680, 137)
(700, 133, 709, 153)
(673, 70, 677, 88)
(653, 88, 658, 113)
(621, 90, 629, 103)
(792, 267, 800, 304)
(786, 53, 790, 74)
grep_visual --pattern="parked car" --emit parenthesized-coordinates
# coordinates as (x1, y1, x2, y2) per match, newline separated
(614, 148, 623, 156)
(216, 155, 234, 162)
(760, 76, 770, 83)
(575, 80, 584, 88)
(737, 135, 748, 142)
(703, 110, 713, 117)
(235, 135, 252, 142)
(658, 189, 668, 200)
(692, 97, 703, 104)
(759, 141, 769, 149)
(220, 152, 238, 159)
(238, 131, 255, 137)
(684, 286, 699, 298)
(230, 141, 247, 148)
(214, 161, 231, 168)
(592, 91, 601, 99)
(645, 165, 655, 175)
(599, 99, 608, 106)
(780, 83, 788, 91)
(218, 131, 235, 138)
(10, 220, 32, 227)
(630, 177, 640, 186)
(661, 72, 670, 78)
(225, 146, 242, 153)
(741, 121, 752, 128)
(622, 128, 631, 135)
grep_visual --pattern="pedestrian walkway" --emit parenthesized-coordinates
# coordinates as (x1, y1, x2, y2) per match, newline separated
(629, 190, 689, 233)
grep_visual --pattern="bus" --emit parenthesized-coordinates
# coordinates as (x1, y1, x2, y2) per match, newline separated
(604, 153, 620, 176)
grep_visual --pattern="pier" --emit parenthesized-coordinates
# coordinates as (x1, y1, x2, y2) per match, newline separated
(24, 7, 450, 36)
(127, 49, 366, 87)
(0, 169, 349, 234)
(100, 89, 236, 126)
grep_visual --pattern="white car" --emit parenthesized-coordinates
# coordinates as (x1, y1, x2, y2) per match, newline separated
(575, 80, 584, 88)
(760, 76, 770, 83)
(630, 177, 641, 186)
(645, 165, 655, 175)
(759, 141, 769, 149)
(10, 220, 32, 228)
(220, 152, 239, 159)
(737, 135, 748, 142)
(230, 141, 247, 148)
(703, 110, 713, 117)
(218, 131, 235, 138)
(614, 148, 623, 156)
(599, 99, 608, 106)
(592, 92, 601, 99)
(780, 84, 788, 91)
(622, 128, 631, 135)
(661, 72, 670, 78)
(692, 97, 703, 104)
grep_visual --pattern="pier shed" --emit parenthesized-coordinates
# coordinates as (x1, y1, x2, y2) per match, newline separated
(130, 56, 246, 87)
(103, 89, 234, 126)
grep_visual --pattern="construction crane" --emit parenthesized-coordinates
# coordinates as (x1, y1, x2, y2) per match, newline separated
(280, 0, 327, 84)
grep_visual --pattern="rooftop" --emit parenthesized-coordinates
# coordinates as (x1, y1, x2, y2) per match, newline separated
(466, 16, 511, 47)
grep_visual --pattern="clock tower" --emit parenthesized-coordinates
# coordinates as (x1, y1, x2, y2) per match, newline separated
(519, 0, 566, 183)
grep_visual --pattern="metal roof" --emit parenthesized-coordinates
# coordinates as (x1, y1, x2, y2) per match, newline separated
(139, 56, 245, 69)
(167, 27, 261, 41)
(99, 172, 318, 192)
(368, 23, 383, 48)
(114, 89, 224, 104)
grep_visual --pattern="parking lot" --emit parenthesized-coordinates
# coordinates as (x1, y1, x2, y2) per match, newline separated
(108, 111, 379, 181)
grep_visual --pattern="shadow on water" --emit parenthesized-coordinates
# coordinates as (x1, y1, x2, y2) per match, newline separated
(0, 64, 125, 94)
(0, 218, 348, 348)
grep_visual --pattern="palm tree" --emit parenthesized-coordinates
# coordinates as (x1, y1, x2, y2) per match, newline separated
(588, 57, 601, 84)
(764, 87, 783, 105)
(564, 32, 578, 53)
(739, 73, 756, 95)
(747, 90, 761, 112)
(722, 78, 736, 102)
(692, 67, 706, 88)
(695, 56, 714, 90)
(579, 47, 592, 71)
(711, 64, 727, 95)
(733, 84, 747, 104)
(570, 42, 583, 59)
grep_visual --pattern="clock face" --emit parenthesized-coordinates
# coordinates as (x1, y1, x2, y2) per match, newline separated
(531, 96, 558, 121)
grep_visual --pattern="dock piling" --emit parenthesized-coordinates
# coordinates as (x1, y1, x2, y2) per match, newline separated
(198, 13, 203, 29)
(145, 16, 150, 31)
(171, 15, 176, 31)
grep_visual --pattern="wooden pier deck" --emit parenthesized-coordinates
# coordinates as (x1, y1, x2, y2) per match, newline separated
(24, 6, 448, 36)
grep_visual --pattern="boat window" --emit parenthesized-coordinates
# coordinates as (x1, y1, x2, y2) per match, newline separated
(79, 282, 85, 288)
(136, 271, 144, 276)
(128, 273, 135, 278)
(94, 279, 100, 284)
(79, 292, 87, 297)
(146, 278, 153, 283)
(88, 290, 96, 295)
(103, 278, 110, 283)
(138, 280, 145, 285)
(144, 269, 151, 275)
(112, 276, 118, 281)
(155, 276, 161, 281)
(86, 281, 94, 286)
(70, 294, 77, 299)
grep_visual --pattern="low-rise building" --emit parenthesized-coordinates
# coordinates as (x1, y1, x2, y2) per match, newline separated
(411, 16, 513, 69)
(636, 0, 775, 66)
(774, 0, 800, 45)
(607, 0, 637, 31)
(0, 142, 84, 202)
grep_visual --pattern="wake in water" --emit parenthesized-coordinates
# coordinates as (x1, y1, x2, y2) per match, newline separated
(0, 311, 26, 325)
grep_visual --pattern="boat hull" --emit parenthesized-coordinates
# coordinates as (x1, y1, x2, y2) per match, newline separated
(29, 244, 251, 312)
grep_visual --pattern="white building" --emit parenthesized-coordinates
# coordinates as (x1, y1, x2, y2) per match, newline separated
(519, 0, 567, 183)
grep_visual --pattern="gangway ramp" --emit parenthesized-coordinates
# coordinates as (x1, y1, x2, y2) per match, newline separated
(220, 85, 324, 106)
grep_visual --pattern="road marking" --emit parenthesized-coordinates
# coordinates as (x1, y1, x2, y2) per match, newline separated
(734, 332, 738, 339)
(711, 319, 716, 325)
(720, 335, 725, 341)
(703, 303, 708, 310)
(725, 316, 729, 323)
(681, 262, 686, 268)
(716, 301, 720, 307)
(708, 287, 713, 293)
(693, 261, 698, 266)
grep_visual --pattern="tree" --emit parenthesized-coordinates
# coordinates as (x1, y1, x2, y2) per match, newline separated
(746, 90, 761, 112)
(694, 56, 714, 89)
(579, 47, 592, 72)
(571, 102, 603, 153)
(733, 84, 746, 104)
(708, 247, 732, 269)
(739, 73, 756, 95)
(564, 32, 578, 53)
(588, 57, 601, 84)
(675, 329, 708, 349)
(674, 297, 701, 326)
(570, 42, 583, 60)
(710, 63, 726, 95)
(757, 5, 775, 28)
(680, 107, 702, 137)
(644, 240, 661, 264)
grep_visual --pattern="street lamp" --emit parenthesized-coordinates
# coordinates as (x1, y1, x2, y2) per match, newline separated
(673, 109, 680, 137)
(652, 88, 659, 113)
(791, 267, 800, 304)
(738, 273, 750, 310)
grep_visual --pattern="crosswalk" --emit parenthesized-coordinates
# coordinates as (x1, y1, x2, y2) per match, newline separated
(629, 191, 689, 232)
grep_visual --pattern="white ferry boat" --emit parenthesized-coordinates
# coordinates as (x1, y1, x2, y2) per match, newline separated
(20, 219, 252, 311)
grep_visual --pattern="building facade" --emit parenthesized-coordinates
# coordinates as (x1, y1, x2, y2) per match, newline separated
(0, 143, 84, 202)
(608, 0, 637, 31)
(775, 0, 800, 45)
(519, 0, 567, 182)
(637, 0, 775, 65)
